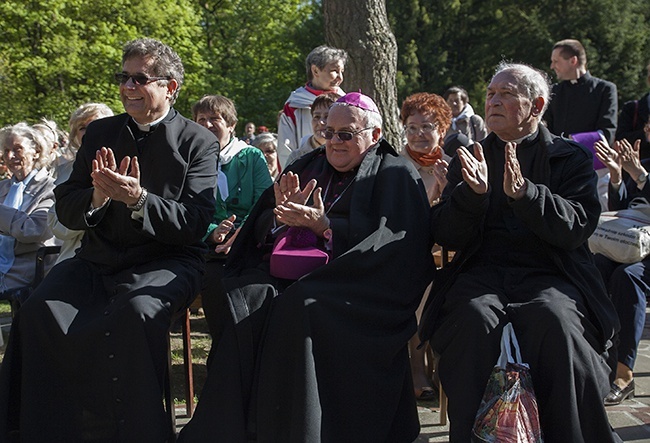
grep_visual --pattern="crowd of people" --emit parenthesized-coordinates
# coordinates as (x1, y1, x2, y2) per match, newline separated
(0, 34, 648, 442)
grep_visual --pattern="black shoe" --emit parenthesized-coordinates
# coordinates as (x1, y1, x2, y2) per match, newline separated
(604, 380, 635, 406)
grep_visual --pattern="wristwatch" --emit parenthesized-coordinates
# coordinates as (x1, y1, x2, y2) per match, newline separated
(636, 172, 648, 185)
(127, 187, 148, 211)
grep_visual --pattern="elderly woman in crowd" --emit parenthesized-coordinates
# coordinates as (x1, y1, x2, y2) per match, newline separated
(55, 103, 114, 186)
(277, 45, 347, 167)
(32, 119, 68, 174)
(422, 62, 621, 442)
(0, 123, 56, 305)
(180, 92, 434, 442)
(399, 92, 452, 401)
(286, 92, 341, 165)
(192, 94, 272, 337)
(48, 103, 114, 264)
(252, 132, 281, 181)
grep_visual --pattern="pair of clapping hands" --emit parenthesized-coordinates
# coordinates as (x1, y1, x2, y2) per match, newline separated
(455, 142, 527, 199)
(273, 172, 331, 238)
(209, 172, 330, 255)
(594, 138, 647, 187)
(91, 147, 144, 209)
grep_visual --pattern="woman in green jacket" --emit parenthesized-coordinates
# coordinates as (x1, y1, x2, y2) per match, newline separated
(192, 95, 272, 338)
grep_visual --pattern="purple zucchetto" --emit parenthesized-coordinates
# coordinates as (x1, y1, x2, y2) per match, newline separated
(336, 92, 380, 114)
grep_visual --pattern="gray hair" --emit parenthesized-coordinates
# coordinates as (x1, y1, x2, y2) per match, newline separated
(68, 103, 114, 150)
(0, 122, 54, 171)
(493, 61, 551, 114)
(122, 38, 184, 104)
(252, 132, 278, 148)
(330, 102, 383, 129)
(305, 45, 348, 81)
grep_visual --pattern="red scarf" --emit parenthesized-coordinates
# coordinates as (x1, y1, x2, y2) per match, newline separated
(406, 145, 443, 167)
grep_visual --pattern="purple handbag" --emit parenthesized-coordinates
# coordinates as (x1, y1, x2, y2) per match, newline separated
(270, 227, 329, 280)
(570, 131, 606, 170)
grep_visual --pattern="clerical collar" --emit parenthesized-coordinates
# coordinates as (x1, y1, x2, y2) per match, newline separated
(498, 129, 539, 145)
(132, 113, 167, 132)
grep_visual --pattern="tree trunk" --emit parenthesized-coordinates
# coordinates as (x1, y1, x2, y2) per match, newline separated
(323, 0, 401, 148)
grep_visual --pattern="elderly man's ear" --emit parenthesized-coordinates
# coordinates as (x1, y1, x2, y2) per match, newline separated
(371, 127, 382, 142)
(531, 97, 545, 117)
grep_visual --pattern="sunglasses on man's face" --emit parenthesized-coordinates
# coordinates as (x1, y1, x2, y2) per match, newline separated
(114, 72, 171, 86)
(323, 127, 373, 141)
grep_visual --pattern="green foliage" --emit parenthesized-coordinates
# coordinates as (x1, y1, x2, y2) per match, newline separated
(0, 1, 191, 127)
(196, 0, 322, 132)
(387, 0, 650, 114)
(3, 0, 650, 135)
(0, 0, 322, 135)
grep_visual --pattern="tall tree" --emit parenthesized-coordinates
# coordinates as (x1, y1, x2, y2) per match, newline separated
(323, 0, 401, 147)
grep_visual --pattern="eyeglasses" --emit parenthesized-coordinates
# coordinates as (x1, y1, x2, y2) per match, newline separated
(323, 127, 373, 141)
(114, 72, 171, 85)
(404, 122, 437, 135)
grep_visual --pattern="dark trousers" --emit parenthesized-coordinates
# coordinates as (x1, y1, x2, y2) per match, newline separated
(595, 254, 650, 370)
(431, 265, 620, 443)
(0, 257, 199, 443)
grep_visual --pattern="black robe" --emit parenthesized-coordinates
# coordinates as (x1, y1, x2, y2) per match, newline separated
(179, 140, 435, 442)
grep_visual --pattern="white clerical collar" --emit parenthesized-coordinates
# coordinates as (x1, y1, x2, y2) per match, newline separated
(132, 112, 168, 132)
(500, 130, 537, 144)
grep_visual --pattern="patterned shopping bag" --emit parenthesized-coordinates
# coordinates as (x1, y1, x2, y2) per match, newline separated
(472, 323, 543, 443)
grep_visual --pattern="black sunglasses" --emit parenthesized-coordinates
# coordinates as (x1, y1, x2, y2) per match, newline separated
(114, 72, 171, 85)
(323, 127, 373, 141)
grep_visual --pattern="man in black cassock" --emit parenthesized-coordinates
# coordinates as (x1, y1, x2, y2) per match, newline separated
(545, 38, 618, 145)
(179, 92, 435, 442)
(0, 38, 218, 442)
(421, 62, 622, 442)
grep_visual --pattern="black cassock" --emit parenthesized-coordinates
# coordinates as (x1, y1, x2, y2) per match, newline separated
(179, 140, 435, 443)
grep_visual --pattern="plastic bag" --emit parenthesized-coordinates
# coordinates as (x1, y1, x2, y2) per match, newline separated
(472, 323, 543, 443)
(588, 198, 650, 264)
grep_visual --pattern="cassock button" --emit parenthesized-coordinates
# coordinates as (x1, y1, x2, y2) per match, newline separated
(112, 377, 118, 382)
(108, 354, 115, 359)
(105, 331, 111, 337)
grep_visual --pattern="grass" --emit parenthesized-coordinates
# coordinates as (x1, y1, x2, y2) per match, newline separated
(169, 312, 211, 405)
(0, 300, 11, 317)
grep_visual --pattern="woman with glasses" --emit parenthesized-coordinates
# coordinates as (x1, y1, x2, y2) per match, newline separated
(180, 92, 434, 442)
(398, 93, 453, 402)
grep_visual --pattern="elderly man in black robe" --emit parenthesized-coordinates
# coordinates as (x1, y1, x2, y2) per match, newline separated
(179, 92, 435, 442)
(421, 62, 622, 442)
(0, 38, 218, 442)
